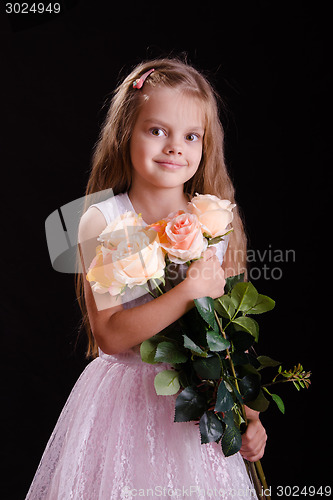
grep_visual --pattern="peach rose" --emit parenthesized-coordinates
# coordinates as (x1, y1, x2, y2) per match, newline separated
(87, 226, 165, 296)
(147, 210, 185, 246)
(160, 212, 207, 264)
(86, 245, 121, 294)
(188, 193, 236, 238)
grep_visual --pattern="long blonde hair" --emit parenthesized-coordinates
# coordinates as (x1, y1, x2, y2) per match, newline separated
(77, 57, 247, 358)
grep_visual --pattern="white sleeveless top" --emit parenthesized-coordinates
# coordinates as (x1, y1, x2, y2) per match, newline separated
(89, 192, 229, 307)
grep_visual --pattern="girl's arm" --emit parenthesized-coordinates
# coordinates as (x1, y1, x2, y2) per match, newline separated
(83, 271, 196, 354)
(79, 207, 225, 355)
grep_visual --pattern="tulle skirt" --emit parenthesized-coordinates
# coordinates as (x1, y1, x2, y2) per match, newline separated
(26, 349, 256, 499)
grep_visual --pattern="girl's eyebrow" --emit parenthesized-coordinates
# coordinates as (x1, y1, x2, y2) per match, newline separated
(143, 118, 204, 133)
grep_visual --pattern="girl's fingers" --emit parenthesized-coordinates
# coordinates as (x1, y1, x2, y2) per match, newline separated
(240, 419, 267, 461)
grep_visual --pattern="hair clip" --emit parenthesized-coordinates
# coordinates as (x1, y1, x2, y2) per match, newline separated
(133, 68, 155, 89)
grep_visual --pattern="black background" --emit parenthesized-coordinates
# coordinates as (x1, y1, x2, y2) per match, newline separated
(1, 1, 330, 498)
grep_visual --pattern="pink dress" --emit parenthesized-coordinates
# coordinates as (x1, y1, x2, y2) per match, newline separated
(26, 193, 256, 499)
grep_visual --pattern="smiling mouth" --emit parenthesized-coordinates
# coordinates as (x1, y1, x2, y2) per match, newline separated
(155, 161, 187, 169)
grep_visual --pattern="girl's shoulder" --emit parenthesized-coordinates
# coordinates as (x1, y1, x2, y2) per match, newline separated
(87, 192, 130, 226)
(78, 192, 130, 244)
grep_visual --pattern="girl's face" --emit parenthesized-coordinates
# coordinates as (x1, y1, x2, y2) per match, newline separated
(130, 86, 205, 191)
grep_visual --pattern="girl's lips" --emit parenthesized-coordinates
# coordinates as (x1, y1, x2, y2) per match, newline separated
(155, 161, 186, 170)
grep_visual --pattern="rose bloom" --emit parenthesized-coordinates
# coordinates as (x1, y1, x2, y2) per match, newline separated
(98, 211, 144, 249)
(87, 227, 165, 296)
(159, 212, 207, 264)
(188, 193, 236, 238)
(86, 245, 120, 294)
(112, 228, 165, 294)
(147, 210, 185, 246)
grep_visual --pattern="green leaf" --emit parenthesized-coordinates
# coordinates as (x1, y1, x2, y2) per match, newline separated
(228, 381, 244, 406)
(232, 316, 259, 342)
(221, 410, 235, 427)
(238, 374, 261, 403)
(174, 386, 207, 422)
(154, 369, 180, 396)
(247, 294, 275, 314)
(229, 331, 256, 352)
(221, 424, 242, 457)
(178, 369, 191, 389)
(199, 411, 223, 444)
(206, 329, 230, 352)
(193, 355, 222, 379)
(214, 295, 235, 320)
(271, 393, 285, 414)
(293, 381, 301, 391)
(257, 356, 281, 369)
(224, 273, 245, 294)
(183, 335, 207, 357)
(194, 297, 216, 329)
(140, 339, 158, 364)
(231, 282, 258, 311)
(154, 341, 188, 364)
(236, 365, 261, 403)
(215, 380, 234, 412)
(207, 235, 225, 246)
(231, 351, 249, 366)
(179, 309, 208, 349)
(245, 389, 270, 412)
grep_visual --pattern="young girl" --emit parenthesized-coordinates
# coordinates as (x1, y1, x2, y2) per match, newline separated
(26, 58, 267, 499)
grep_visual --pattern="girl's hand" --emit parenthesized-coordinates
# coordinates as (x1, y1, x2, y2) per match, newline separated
(240, 407, 267, 462)
(185, 247, 225, 300)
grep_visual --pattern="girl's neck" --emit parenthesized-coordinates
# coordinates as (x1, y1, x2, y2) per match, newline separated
(128, 184, 189, 225)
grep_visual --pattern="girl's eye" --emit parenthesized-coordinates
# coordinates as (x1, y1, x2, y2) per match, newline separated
(150, 128, 165, 137)
(185, 133, 199, 142)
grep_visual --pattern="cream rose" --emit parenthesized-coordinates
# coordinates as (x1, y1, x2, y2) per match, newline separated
(87, 211, 165, 296)
(160, 212, 207, 264)
(110, 228, 165, 294)
(98, 211, 144, 248)
(188, 193, 236, 238)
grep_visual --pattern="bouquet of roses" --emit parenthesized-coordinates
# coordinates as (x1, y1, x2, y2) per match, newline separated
(86, 194, 235, 297)
(86, 193, 311, 499)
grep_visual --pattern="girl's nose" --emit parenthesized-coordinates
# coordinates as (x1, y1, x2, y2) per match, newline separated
(163, 141, 183, 155)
